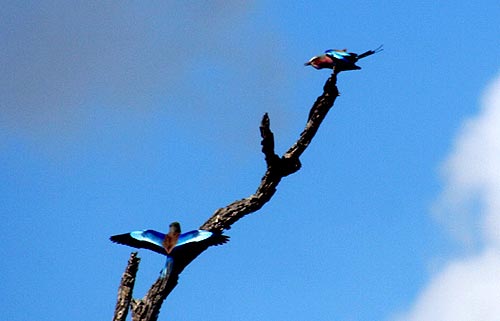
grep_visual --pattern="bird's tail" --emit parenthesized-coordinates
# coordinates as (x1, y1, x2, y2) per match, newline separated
(357, 44, 383, 59)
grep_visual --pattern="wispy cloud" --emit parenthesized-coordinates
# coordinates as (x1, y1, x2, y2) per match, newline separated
(433, 72, 500, 248)
(394, 72, 500, 321)
(0, 2, 271, 141)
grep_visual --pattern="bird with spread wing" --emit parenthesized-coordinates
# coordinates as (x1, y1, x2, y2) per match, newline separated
(110, 222, 229, 278)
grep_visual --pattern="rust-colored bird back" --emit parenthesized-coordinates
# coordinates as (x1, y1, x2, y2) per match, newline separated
(163, 232, 180, 254)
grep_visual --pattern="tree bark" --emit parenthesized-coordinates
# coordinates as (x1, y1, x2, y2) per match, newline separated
(115, 73, 339, 320)
(130, 260, 177, 321)
(113, 252, 140, 321)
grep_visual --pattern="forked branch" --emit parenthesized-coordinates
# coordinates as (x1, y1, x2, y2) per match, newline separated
(113, 252, 140, 321)
(114, 73, 339, 321)
(200, 73, 339, 232)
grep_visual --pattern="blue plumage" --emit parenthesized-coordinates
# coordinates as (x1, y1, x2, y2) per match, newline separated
(110, 227, 229, 278)
(305, 45, 383, 72)
(129, 230, 165, 250)
(325, 49, 352, 60)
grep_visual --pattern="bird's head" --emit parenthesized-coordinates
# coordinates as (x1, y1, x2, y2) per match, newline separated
(169, 222, 181, 234)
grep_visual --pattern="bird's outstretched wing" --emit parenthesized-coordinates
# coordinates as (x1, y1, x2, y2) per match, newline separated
(110, 229, 230, 257)
(176, 230, 230, 248)
(169, 231, 230, 275)
(110, 229, 167, 255)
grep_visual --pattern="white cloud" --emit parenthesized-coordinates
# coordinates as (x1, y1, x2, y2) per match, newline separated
(395, 72, 500, 321)
(434, 72, 500, 247)
(395, 250, 500, 321)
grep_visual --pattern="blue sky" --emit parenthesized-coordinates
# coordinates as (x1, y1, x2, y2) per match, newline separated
(1, 1, 499, 320)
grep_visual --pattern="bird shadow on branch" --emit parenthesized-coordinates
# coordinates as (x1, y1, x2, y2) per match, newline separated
(113, 73, 339, 321)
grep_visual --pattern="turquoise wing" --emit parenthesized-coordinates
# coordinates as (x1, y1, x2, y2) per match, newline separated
(175, 230, 214, 247)
(110, 229, 167, 255)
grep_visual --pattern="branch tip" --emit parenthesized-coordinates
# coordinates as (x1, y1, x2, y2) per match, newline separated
(262, 112, 269, 125)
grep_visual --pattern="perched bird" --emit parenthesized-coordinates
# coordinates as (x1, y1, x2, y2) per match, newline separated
(110, 222, 229, 278)
(305, 45, 383, 73)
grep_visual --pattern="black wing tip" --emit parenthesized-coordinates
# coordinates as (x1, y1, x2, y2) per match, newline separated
(109, 233, 134, 246)
(210, 233, 230, 246)
(110, 232, 167, 255)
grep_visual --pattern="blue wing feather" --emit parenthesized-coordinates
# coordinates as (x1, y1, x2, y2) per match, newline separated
(325, 50, 352, 60)
(110, 229, 167, 255)
(176, 230, 213, 247)
(111, 229, 228, 256)
(131, 230, 166, 248)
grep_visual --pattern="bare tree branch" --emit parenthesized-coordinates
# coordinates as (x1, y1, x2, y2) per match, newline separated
(200, 73, 339, 233)
(113, 252, 140, 321)
(285, 74, 339, 159)
(130, 261, 177, 321)
(114, 73, 339, 320)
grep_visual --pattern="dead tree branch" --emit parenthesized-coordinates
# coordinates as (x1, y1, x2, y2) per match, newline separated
(130, 261, 176, 321)
(200, 73, 339, 232)
(115, 73, 339, 320)
(113, 252, 140, 321)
